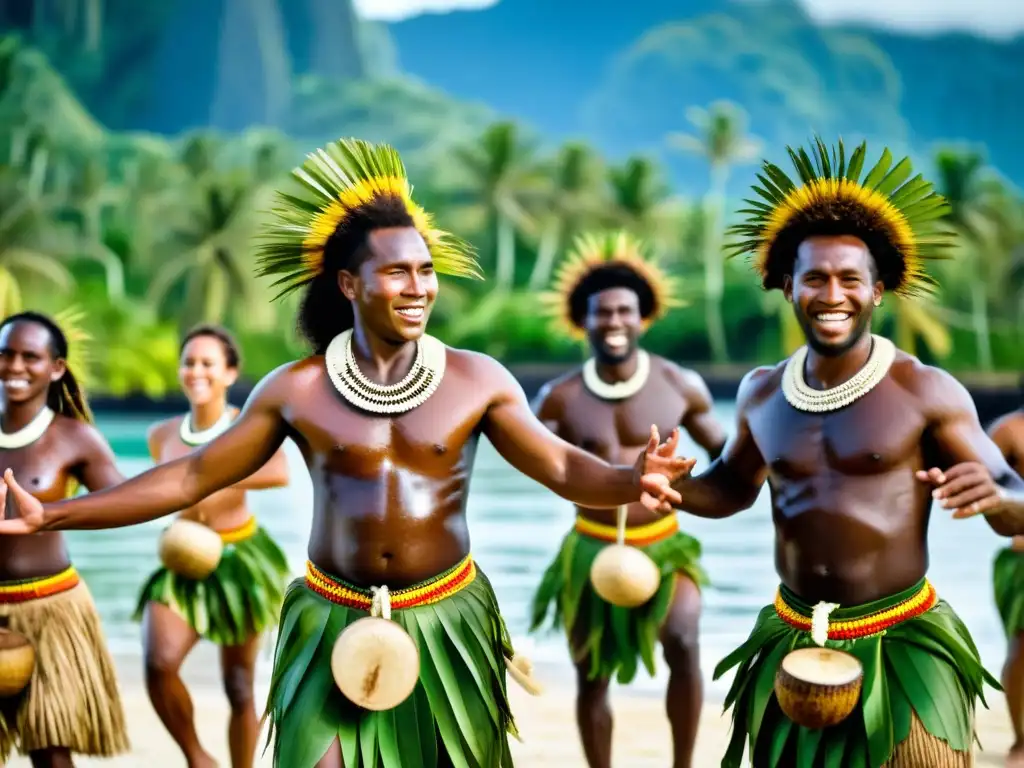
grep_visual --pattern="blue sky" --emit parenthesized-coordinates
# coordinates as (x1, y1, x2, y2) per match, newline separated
(354, 0, 1024, 39)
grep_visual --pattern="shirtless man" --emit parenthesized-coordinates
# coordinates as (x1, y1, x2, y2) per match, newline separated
(0, 139, 690, 768)
(0, 311, 128, 766)
(988, 407, 1024, 766)
(530, 231, 726, 768)
(641, 138, 1018, 767)
(138, 324, 289, 768)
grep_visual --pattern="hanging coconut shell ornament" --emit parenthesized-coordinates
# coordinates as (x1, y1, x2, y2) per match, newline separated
(589, 507, 661, 608)
(504, 653, 544, 696)
(331, 586, 420, 711)
(774, 646, 863, 730)
(0, 629, 35, 698)
(158, 518, 224, 580)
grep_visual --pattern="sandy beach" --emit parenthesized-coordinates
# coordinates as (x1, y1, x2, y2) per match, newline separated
(4, 643, 1016, 767)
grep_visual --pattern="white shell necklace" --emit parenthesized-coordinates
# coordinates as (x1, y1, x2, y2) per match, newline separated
(325, 329, 446, 414)
(582, 350, 651, 401)
(782, 334, 896, 413)
(180, 410, 234, 446)
(0, 406, 55, 449)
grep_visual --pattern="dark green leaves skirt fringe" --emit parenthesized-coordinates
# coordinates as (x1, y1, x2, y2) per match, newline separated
(714, 579, 1000, 768)
(529, 526, 707, 684)
(133, 526, 289, 646)
(263, 567, 517, 768)
(993, 547, 1024, 637)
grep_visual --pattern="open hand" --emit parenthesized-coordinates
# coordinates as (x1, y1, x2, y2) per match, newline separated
(0, 469, 46, 534)
(634, 426, 696, 514)
(916, 463, 1005, 519)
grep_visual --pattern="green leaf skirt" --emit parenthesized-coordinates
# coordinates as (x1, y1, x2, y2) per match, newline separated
(134, 525, 289, 646)
(993, 547, 1024, 638)
(529, 516, 707, 684)
(263, 558, 518, 768)
(714, 578, 1000, 768)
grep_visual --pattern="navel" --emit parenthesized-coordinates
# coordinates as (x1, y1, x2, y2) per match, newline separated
(433, 444, 447, 455)
(870, 453, 881, 462)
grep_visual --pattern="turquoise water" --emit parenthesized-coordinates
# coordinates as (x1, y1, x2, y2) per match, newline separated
(67, 406, 1009, 700)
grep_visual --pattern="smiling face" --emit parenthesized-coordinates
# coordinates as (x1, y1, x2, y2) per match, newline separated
(178, 334, 238, 406)
(0, 320, 65, 407)
(784, 235, 884, 356)
(584, 286, 644, 364)
(338, 226, 438, 345)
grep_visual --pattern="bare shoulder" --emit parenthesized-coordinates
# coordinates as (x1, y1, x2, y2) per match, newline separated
(737, 363, 784, 409)
(890, 353, 973, 413)
(145, 416, 180, 445)
(248, 358, 319, 406)
(655, 357, 712, 403)
(51, 414, 112, 456)
(445, 347, 516, 395)
(987, 410, 1024, 440)
(535, 366, 583, 406)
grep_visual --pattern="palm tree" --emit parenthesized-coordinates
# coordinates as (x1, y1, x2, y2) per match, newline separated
(885, 294, 952, 359)
(606, 155, 681, 254)
(451, 121, 544, 293)
(667, 100, 761, 362)
(527, 142, 604, 291)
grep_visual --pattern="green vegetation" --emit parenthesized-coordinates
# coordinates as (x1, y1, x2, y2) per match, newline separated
(0, 35, 1021, 398)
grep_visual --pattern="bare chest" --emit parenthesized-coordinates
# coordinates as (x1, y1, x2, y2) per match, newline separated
(0, 439, 75, 502)
(749, 383, 926, 479)
(559, 378, 687, 459)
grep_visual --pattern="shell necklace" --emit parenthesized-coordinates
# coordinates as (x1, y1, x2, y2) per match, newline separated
(180, 409, 233, 446)
(0, 406, 54, 449)
(782, 334, 896, 413)
(582, 350, 650, 401)
(325, 329, 446, 414)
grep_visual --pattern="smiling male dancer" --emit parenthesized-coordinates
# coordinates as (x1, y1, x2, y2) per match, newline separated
(530, 230, 726, 768)
(641, 138, 1020, 767)
(0, 138, 692, 768)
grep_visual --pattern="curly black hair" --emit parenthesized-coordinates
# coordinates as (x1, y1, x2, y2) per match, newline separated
(567, 264, 656, 328)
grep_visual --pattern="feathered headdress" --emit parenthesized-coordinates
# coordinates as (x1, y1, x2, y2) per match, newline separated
(538, 230, 683, 340)
(53, 305, 92, 389)
(727, 137, 954, 296)
(254, 138, 482, 298)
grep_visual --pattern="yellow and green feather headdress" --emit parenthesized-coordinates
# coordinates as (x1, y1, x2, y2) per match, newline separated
(538, 230, 683, 340)
(727, 137, 954, 296)
(53, 305, 93, 389)
(255, 138, 482, 298)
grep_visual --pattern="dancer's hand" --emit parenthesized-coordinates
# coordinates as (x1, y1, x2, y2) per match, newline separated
(634, 426, 695, 513)
(0, 469, 45, 534)
(917, 463, 1005, 519)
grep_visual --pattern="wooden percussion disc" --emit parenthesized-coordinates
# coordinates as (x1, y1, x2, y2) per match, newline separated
(331, 616, 420, 711)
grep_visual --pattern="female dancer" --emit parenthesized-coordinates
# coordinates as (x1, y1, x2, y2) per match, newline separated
(134, 324, 290, 768)
(0, 310, 129, 766)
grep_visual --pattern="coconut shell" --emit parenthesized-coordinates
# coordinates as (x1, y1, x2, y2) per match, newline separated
(0, 629, 34, 698)
(158, 519, 224, 580)
(505, 654, 543, 696)
(331, 616, 420, 711)
(589, 544, 661, 608)
(774, 647, 863, 729)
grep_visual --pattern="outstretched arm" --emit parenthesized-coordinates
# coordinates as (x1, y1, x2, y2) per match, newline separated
(482, 361, 691, 508)
(917, 368, 1024, 536)
(232, 445, 289, 491)
(645, 367, 769, 518)
(0, 366, 293, 532)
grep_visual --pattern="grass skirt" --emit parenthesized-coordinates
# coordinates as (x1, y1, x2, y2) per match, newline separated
(530, 525, 706, 683)
(263, 565, 517, 768)
(134, 526, 289, 646)
(0, 580, 129, 759)
(715, 579, 999, 768)
(993, 547, 1024, 637)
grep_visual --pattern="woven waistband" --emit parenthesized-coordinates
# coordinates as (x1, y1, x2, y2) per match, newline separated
(574, 514, 678, 546)
(0, 566, 80, 604)
(775, 579, 937, 640)
(218, 516, 258, 545)
(305, 555, 476, 611)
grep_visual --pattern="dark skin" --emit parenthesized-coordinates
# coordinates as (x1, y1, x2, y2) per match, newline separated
(533, 285, 726, 768)
(0, 320, 125, 768)
(144, 334, 289, 768)
(642, 235, 1024, 613)
(987, 409, 1024, 767)
(0, 228, 689, 768)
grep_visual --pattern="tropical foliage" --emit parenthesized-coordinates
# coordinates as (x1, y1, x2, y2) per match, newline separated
(1, 35, 1022, 399)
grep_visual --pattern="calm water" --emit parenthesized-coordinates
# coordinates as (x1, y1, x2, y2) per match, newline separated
(67, 405, 1009, 701)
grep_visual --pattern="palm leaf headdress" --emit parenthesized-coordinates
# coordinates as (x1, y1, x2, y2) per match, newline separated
(255, 138, 482, 298)
(727, 137, 955, 296)
(53, 305, 93, 389)
(538, 230, 683, 340)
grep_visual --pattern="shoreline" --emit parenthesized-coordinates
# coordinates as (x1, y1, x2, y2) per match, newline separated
(5, 644, 1017, 766)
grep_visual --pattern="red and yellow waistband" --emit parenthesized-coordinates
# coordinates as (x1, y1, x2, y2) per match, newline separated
(218, 516, 258, 545)
(0, 566, 80, 604)
(774, 580, 938, 641)
(575, 514, 678, 546)
(305, 555, 477, 611)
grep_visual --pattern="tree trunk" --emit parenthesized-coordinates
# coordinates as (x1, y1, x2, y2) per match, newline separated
(527, 218, 561, 291)
(495, 212, 515, 292)
(969, 279, 993, 370)
(703, 163, 729, 362)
